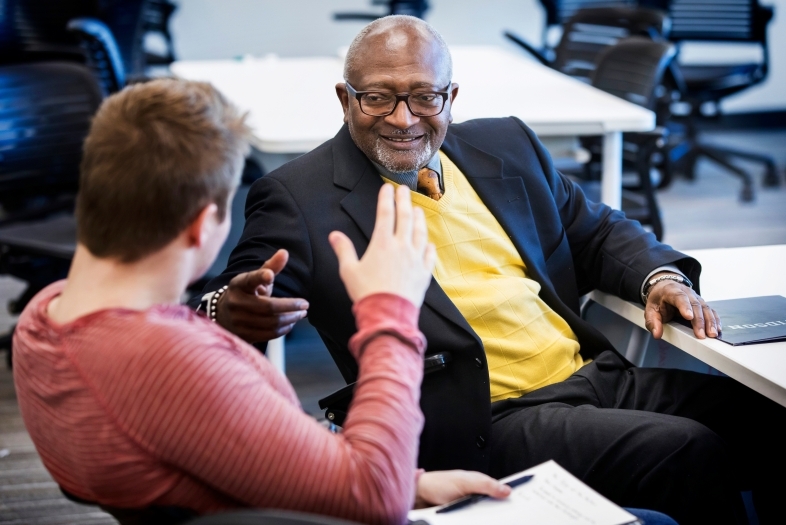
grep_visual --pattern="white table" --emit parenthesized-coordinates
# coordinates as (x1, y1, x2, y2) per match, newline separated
(171, 46, 654, 209)
(589, 245, 786, 407)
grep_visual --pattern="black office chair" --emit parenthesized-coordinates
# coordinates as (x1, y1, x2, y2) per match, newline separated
(141, 0, 178, 66)
(0, 0, 93, 64)
(334, 0, 430, 21)
(67, 17, 127, 95)
(0, 60, 102, 364)
(62, 487, 366, 525)
(583, 37, 679, 240)
(505, 6, 670, 84)
(643, 0, 779, 200)
(505, 0, 644, 66)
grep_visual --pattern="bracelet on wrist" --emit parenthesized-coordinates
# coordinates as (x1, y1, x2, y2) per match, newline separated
(642, 274, 693, 304)
(198, 285, 228, 322)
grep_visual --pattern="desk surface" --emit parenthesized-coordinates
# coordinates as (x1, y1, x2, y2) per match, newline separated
(171, 46, 654, 154)
(590, 245, 786, 407)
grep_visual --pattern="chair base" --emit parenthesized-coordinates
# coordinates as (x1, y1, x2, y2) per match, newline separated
(671, 139, 779, 203)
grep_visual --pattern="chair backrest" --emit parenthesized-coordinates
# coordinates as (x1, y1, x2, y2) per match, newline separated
(641, 0, 773, 43)
(67, 18, 127, 95)
(553, 6, 670, 83)
(0, 0, 94, 63)
(0, 62, 103, 211)
(140, 0, 178, 65)
(551, 0, 636, 26)
(591, 36, 676, 114)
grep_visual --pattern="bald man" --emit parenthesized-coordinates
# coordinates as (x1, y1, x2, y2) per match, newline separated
(197, 15, 785, 525)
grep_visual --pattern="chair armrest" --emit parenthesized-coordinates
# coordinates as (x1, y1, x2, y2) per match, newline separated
(503, 31, 552, 66)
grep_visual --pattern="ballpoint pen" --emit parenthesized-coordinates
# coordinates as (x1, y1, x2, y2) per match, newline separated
(435, 473, 535, 514)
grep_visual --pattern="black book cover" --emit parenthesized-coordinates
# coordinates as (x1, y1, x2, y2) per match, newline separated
(702, 295, 786, 346)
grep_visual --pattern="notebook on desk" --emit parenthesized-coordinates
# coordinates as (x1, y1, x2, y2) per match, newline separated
(408, 460, 641, 525)
(705, 295, 786, 346)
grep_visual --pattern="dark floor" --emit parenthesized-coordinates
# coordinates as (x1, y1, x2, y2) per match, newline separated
(1, 127, 784, 523)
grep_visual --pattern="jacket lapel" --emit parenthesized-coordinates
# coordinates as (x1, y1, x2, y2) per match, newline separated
(440, 132, 551, 289)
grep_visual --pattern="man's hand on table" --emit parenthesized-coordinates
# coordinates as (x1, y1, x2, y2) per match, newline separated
(215, 249, 309, 343)
(644, 273, 721, 340)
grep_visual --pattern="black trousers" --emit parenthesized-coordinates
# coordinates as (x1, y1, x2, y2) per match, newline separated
(489, 351, 785, 525)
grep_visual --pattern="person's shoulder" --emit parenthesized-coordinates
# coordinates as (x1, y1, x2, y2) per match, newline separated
(447, 117, 538, 156)
(69, 306, 239, 371)
(266, 139, 334, 182)
(449, 116, 531, 138)
(263, 125, 353, 185)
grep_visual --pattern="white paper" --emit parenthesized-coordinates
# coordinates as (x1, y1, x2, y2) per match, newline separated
(408, 460, 639, 525)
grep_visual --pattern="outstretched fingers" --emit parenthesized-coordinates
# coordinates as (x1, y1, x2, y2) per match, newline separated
(329, 231, 359, 268)
(394, 184, 414, 242)
(370, 184, 396, 243)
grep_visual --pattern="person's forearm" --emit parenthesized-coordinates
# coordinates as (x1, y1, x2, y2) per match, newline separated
(143, 293, 427, 524)
(336, 292, 427, 523)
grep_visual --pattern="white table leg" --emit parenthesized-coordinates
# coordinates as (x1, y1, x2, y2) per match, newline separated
(601, 131, 623, 209)
(267, 336, 285, 374)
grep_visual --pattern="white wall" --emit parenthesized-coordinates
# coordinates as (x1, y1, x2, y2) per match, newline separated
(170, 0, 785, 113)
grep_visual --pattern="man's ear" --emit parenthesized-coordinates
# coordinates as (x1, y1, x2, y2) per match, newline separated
(447, 83, 459, 124)
(186, 203, 220, 248)
(336, 83, 350, 123)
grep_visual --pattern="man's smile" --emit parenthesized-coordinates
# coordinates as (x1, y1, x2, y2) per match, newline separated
(380, 134, 425, 149)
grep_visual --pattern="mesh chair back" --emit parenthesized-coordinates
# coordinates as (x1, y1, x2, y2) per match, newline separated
(0, 62, 102, 206)
(553, 7, 670, 83)
(591, 37, 676, 111)
(556, 0, 636, 25)
(0, 0, 94, 63)
(642, 0, 772, 41)
(68, 18, 127, 95)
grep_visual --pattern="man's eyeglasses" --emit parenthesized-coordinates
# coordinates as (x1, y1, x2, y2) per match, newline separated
(345, 82, 452, 117)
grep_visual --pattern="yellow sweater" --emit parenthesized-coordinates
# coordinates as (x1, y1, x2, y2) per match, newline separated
(384, 151, 583, 402)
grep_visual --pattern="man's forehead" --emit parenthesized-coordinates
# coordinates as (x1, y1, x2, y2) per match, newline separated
(350, 34, 448, 84)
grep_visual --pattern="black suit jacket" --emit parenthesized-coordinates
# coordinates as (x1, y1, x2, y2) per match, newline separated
(202, 117, 700, 473)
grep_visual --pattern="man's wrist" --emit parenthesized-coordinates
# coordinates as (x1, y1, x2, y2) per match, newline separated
(197, 286, 229, 322)
(640, 264, 687, 304)
(642, 272, 693, 304)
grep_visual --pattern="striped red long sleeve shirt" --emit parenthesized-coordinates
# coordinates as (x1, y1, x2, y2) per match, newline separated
(13, 282, 426, 524)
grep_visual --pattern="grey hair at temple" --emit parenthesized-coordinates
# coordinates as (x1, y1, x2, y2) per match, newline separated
(343, 15, 453, 84)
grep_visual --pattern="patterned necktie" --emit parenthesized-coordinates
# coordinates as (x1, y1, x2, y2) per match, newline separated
(417, 167, 443, 201)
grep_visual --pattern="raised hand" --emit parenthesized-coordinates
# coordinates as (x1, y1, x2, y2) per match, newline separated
(215, 249, 309, 343)
(329, 184, 436, 307)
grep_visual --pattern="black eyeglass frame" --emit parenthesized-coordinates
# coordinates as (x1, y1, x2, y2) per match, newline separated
(345, 81, 452, 117)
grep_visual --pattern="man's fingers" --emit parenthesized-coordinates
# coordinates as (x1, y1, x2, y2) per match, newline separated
(233, 267, 276, 295)
(672, 289, 694, 321)
(261, 249, 289, 276)
(394, 184, 414, 241)
(644, 304, 664, 339)
(329, 231, 359, 267)
(690, 300, 705, 338)
(703, 303, 718, 337)
(233, 296, 309, 316)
